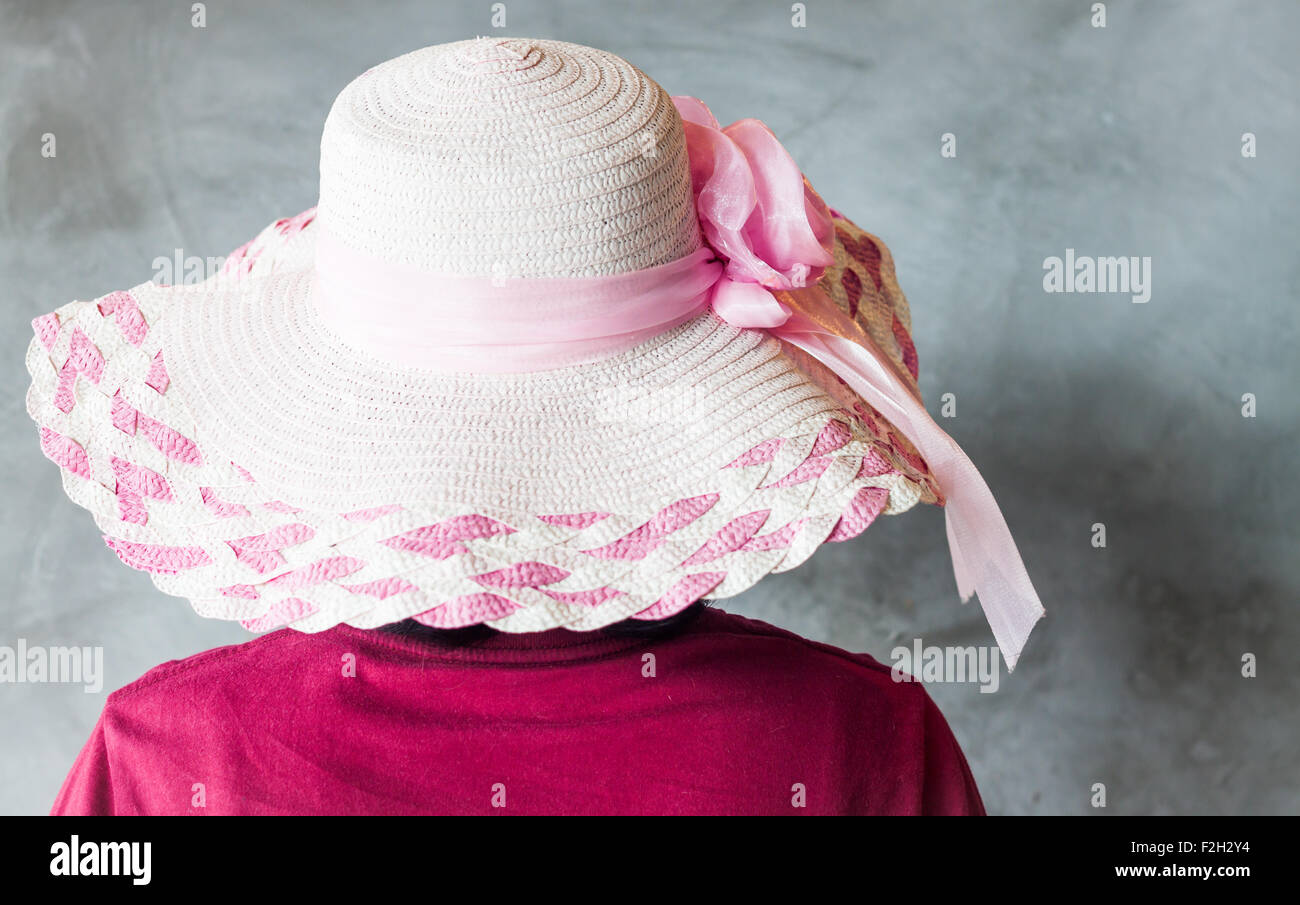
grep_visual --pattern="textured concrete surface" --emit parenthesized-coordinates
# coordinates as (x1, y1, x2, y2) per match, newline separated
(1, 0, 1297, 815)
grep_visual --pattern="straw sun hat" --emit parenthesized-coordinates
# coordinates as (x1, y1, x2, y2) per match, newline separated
(25, 38, 1044, 666)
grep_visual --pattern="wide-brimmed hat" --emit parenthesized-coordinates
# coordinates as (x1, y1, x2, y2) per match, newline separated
(25, 38, 1043, 666)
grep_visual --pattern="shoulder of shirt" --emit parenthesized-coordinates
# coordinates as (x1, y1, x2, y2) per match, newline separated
(694, 607, 912, 685)
(103, 628, 322, 706)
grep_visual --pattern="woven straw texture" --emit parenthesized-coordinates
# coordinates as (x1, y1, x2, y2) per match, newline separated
(25, 38, 941, 634)
(319, 38, 700, 277)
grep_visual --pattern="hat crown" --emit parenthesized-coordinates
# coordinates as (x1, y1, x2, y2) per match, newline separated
(317, 38, 703, 278)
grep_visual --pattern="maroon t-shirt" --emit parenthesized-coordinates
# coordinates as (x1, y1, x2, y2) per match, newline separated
(51, 607, 985, 815)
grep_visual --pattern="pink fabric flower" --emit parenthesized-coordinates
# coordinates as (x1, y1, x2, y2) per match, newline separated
(673, 96, 835, 294)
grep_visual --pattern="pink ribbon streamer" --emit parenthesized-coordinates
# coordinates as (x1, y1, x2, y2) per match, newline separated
(308, 96, 1045, 668)
(675, 96, 1043, 670)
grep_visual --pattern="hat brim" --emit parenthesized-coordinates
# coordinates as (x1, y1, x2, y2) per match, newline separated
(26, 208, 939, 633)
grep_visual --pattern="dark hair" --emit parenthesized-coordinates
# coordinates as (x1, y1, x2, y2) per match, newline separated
(377, 600, 709, 647)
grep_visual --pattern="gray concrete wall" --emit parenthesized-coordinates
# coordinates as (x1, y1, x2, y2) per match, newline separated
(1, 0, 1296, 814)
